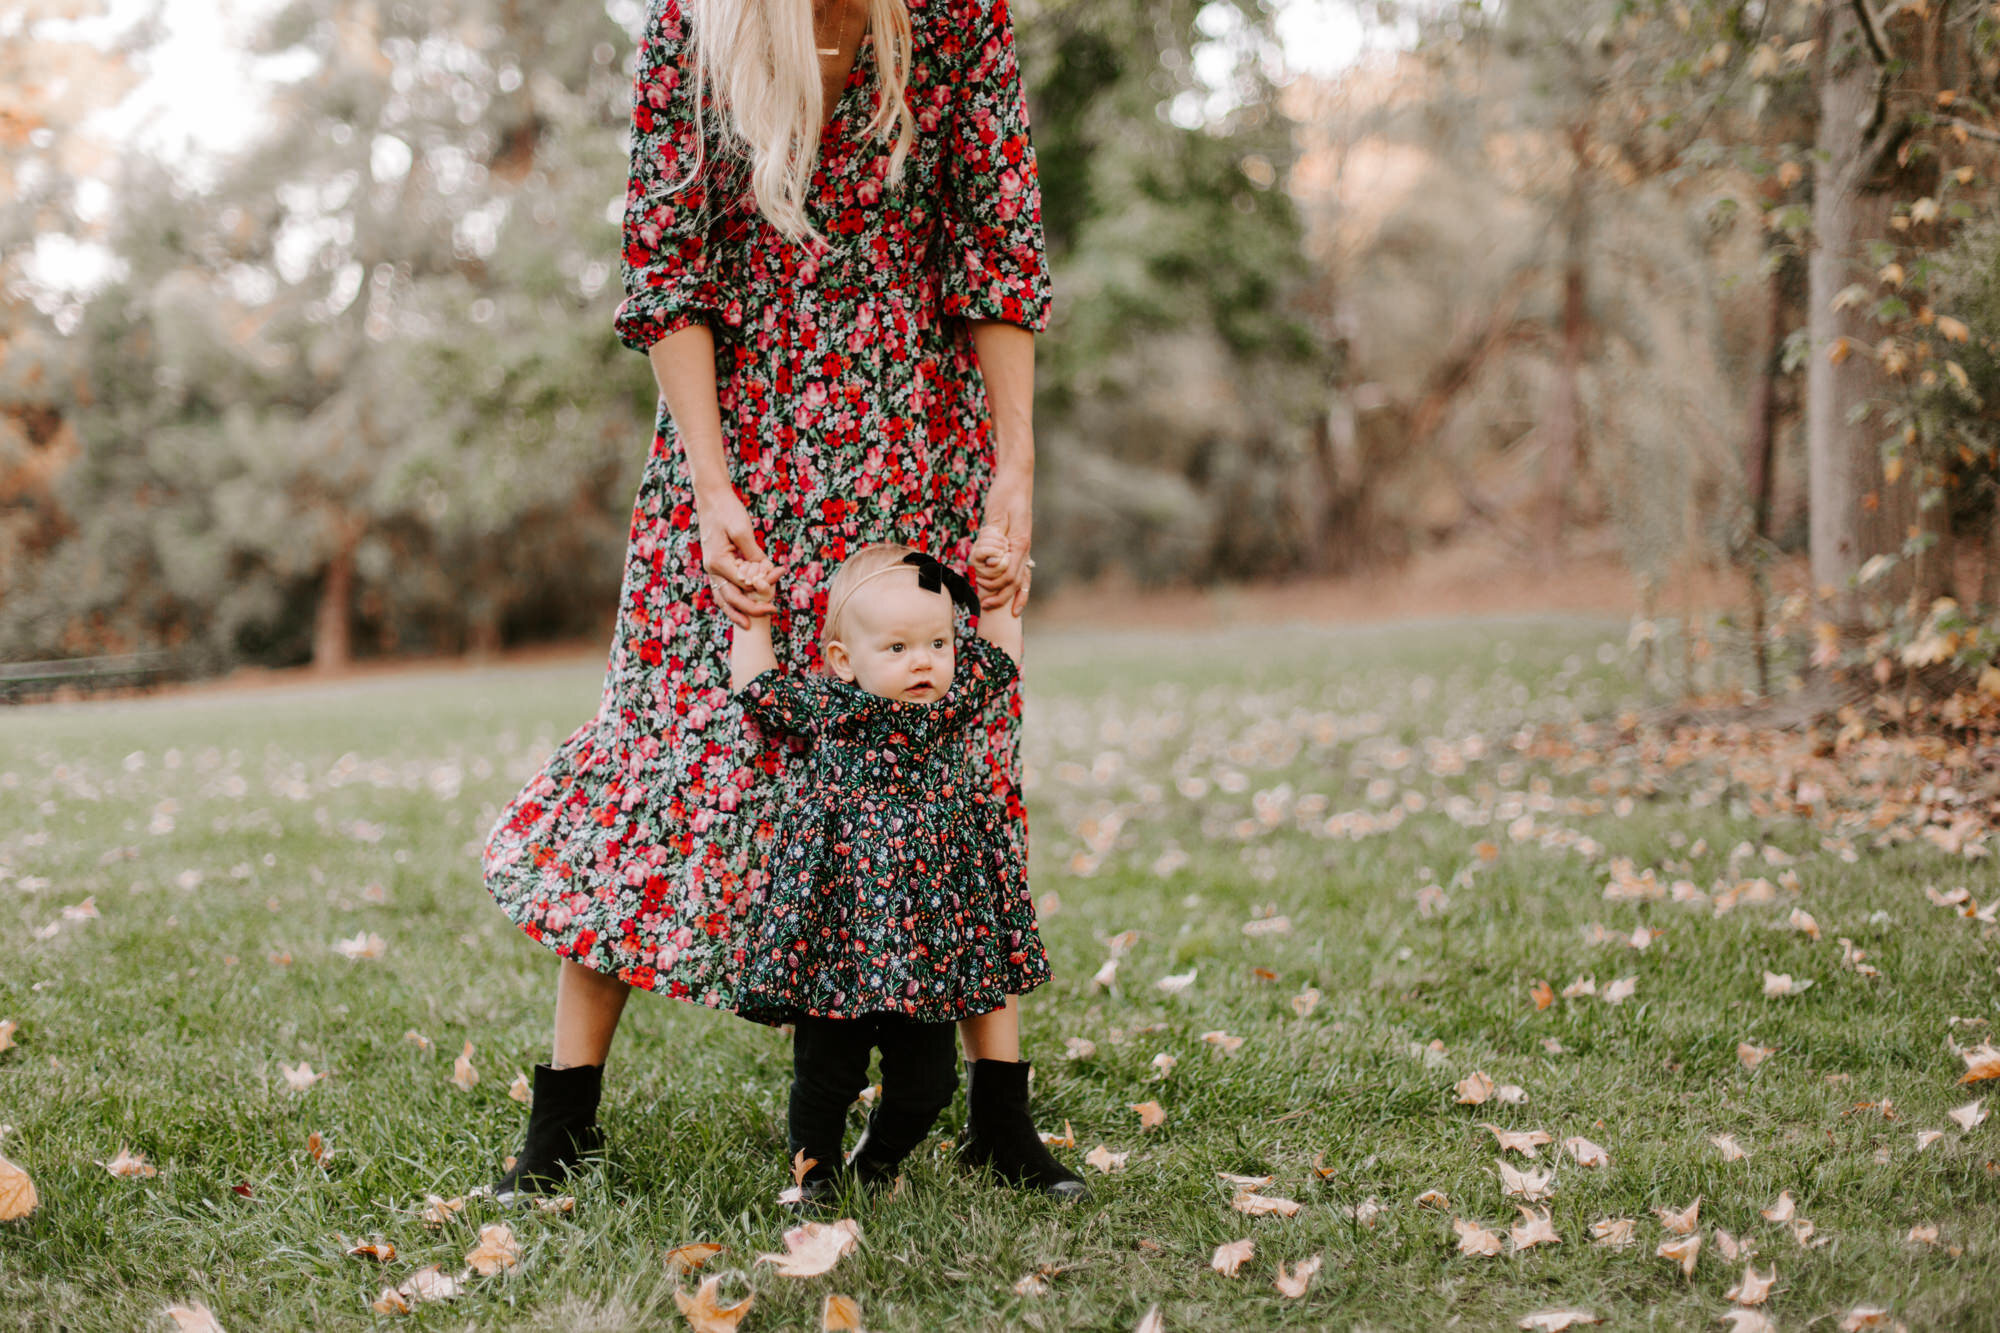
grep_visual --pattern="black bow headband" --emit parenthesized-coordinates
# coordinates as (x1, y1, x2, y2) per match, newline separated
(902, 552, 978, 614)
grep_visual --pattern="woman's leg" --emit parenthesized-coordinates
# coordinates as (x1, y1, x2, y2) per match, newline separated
(487, 959, 631, 1202)
(552, 956, 632, 1067)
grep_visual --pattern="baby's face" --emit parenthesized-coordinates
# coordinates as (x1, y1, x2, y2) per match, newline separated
(827, 577, 955, 703)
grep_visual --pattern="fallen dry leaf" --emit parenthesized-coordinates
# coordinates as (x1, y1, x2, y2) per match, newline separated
(1090, 958, 1119, 989)
(1481, 1124, 1554, 1158)
(820, 1293, 865, 1332)
(665, 1243, 727, 1276)
(1497, 1160, 1554, 1201)
(1242, 914, 1291, 937)
(450, 1041, 478, 1092)
(1415, 1189, 1449, 1209)
(1907, 1224, 1939, 1245)
(391, 1265, 461, 1308)
(306, 1132, 328, 1166)
(1309, 1152, 1337, 1181)
(756, 1218, 862, 1278)
(1657, 1232, 1701, 1278)
(1789, 907, 1821, 940)
(674, 1275, 754, 1333)
(1454, 1217, 1504, 1257)
(1726, 1263, 1777, 1305)
(1656, 1196, 1701, 1235)
(1231, 1190, 1301, 1218)
(1737, 1043, 1776, 1071)
(1838, 1308, 1896, 1332)
(1563, 1136, 1610, 1168)
(0, 1154, 38, 1220)
(1155, 968, 1197, 996)
(1038, 1120, 1076, 1151)
(403, 1030, 431, 1051)
(1291, 988, 1321, 1019)
(1517, 1312, 1602, 1331)
(1560, 975, 1597, 999)
(1714, 1228, 1752, 1263)
(1210, 1237, 1255, 1276)
(1509, 1205, 1561, 1251)
(1710, 1132, 1749, 1161)
(508, 1072, 531, 1103)
(1216, 1171, 1272, 1188)
(163, 1303, 226, 1332)
(1200, 1030, 1245, 1055)
(1530, 980, 1555, 1011)
(280, 1061, 326, 1093)
(1346, 1196, 1382, 1228)
(1455, 1071, 1497, 1105)
(1949, 1099, 1986, 1132)
(0, 1019, 15, 1053)
(331, 931, 387, 961)
(1134, 1304, 1164, 1333)
(1273, 1253, 1322, 1298)
(419, 1194, 468, 1228)
(1601, 976, 1638, 1006)
(1129, 1101, 1166, 1132)
(464, 1223, 521, 1275)
(102, 1147, 157, 1179)
(1084, 1145, 1129, 1174)
(1493, 1083, 1530, 1105)
(1959, 1043, 2000, 1083)
(346, 1240, 396, 1263)
(1762, 971, 1812, 998)
(1758, 1190, 1795, 1223)
(1149, 1054, 1177, 1082)
(1063, 1036, 1096, 1061)
(1719, 1311, 1777, 1333)
(1588, 1217, 1636, 1248)
(1916, 1129, 1946, 1152)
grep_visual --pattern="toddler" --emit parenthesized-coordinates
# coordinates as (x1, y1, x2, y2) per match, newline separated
(728, 536, 1047, 1203)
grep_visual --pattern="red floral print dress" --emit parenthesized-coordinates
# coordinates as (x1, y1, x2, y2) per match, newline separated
(479, 0, 1052, 1008)
(732, 631, 1049, 1025)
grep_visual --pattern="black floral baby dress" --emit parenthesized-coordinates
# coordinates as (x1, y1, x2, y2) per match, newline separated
(732, 630, 1050, 1025)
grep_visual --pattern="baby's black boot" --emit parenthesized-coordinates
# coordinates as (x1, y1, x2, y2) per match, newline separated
(488, 1062, 604, 1204)
(958, 1058, 1088, 1199)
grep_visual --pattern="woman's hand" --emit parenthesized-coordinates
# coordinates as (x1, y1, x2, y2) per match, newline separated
(976, 464, 1033, 616)
(695, 485, 775, 629)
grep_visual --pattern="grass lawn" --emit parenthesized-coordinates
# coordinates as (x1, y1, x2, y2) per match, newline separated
(2, 616, 1996, 1331)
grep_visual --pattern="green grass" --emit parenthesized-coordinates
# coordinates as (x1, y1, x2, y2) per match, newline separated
(2, 616, 1997, 1331)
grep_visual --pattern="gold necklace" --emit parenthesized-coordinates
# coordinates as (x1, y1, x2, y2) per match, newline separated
(812, 0, 840, 56)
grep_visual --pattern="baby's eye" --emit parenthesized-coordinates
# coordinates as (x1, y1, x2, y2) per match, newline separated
(889, 643, 904, 653)
(932, 639, 946, 649)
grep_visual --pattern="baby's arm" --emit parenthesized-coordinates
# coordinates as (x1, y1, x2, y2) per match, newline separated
(970, 527, 1023, 664)
(728, 561, 780, 692)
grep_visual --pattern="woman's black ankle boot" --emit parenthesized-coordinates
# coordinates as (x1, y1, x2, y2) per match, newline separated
(957, 1058, 1088, 1199)
(489, 1062, 604, 1204)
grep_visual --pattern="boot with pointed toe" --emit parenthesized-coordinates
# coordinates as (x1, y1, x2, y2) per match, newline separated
(957, 1059, 1088, 1199)
(488, 1062, 604, 1204)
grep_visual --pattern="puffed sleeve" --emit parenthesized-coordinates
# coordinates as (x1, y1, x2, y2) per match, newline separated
(928, 632, 1020, 735)
(937, 0, 1052, 331)
(611, 0, 744, 352)
(735, 667, 835, 738)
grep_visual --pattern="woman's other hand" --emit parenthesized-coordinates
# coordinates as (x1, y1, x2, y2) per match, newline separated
(695, 487, 775, 629)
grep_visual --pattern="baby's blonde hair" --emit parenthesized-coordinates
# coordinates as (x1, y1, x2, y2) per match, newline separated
(820, 541, 923, 647)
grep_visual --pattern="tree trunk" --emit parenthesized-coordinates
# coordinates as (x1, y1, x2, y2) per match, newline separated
(1806, 2, 1909, 615)
(1539, 124, 1589, 568)
(313, 518, 359, 672)
(1743, 248, 1786, 695)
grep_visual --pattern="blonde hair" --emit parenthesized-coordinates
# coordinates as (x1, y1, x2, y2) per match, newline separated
(820, 541, 922, 645)
(682, 0, 917, 244)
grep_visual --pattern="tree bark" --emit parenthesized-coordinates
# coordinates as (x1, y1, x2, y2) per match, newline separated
(313, 516, 359, 672)
(1806, 1, 1908, 613)
(1539, 123, 1590, 568)
(1743, 247, 1786, 695)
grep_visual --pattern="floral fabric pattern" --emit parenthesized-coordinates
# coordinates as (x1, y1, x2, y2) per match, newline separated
(479, 0, 1051, 1009)
(732, 632, 1049, 1025)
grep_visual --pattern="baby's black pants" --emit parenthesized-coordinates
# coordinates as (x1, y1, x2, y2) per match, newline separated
(789, 1013, 958, 1185)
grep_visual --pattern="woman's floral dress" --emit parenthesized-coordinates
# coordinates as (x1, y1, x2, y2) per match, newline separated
(731, 632, 1049, 1025)
(479, 0, 1051, 1008)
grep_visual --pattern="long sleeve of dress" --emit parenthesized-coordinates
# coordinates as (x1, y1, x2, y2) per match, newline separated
(927, 632, 1020, 735)
(612, 0, 742, 352)
(937, 0, 1052, 332)
(735, 668, 835, 739)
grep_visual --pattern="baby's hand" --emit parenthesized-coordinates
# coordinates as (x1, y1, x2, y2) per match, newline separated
(740, 560, 779, 620)
(971, 525, 1010, 585)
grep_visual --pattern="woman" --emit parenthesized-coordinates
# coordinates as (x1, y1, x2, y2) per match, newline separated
(478, 0, 1084, 1201)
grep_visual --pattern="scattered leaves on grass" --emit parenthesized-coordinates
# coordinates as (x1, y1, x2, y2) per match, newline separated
(449, 1041, 478, 1092)
(1273, 1253, 1322, 1298)
(1090, 958, 1119, 990)
(1149, 1054, 1177, 1081)
(464, 1223, 521, 1275)
(1155, 968, 1197, 996)
(1481, 1124, 1553, 1157)
(1129, 1101, 1166, 1132)
(331, 931, 387, 961)
(1455, 1071, 1496, 1105)
(1497, 1160, 1554, 1201)
(1291, 988, 1321, 1019)
(1217, 1171, 1271, 1188)
(1710, 1133, 1749, 1161)
(1737, 1043, 1776, 1071)
(664, 1243, 726, 1275)
(1949, 1099, 1986, 1131)
(280, 1061, 326, 1093)
(1762, 972, 1812, 998)
(1916, 1129, 1946, 1151)
(1133, 1305, 1164, 1333)
(1039, 1121, 1076, 1150)
(1715, 1229, 1754, 1263)
(673, 1275, 753, 1333)
(1084, 1146, 1129, 1174)
(372, 1265, 461, 1313)
(102, 1147, 156, 1178)
(1601, 976, 1638, 1006)
(1789, 907, 1821, 940)
(419, 1194, 468, 1228)
(1758, 1191, 1794, 1223)
(0, 1020, 16, 1053)
(1656, 1196, 1701, 1235)
(1560, 975, 1597, 999)
(1231, 1190, 1301, 1218)
(162, 1303, 226, 1331)
(509, 1072, 530, 1103)
(1657, 1232, 1701, 1278)
(1242, 915, 1291, 937)
(1725, 1264, 1776, 1305)
(1454, 1217, 1504, 1257)
(0, 1155, 38, 1220)
(1344, 1196, 1383, 1228)
(1210, 1238, 1255, 1275)
(403, 1030, 431, 1051)
(1530, 980, 1555, 1011)
(1415, 1189, 1449, 1209)
(1958, 1043, 2000, 1083)
(1517, 1312, 1601, 1331)
(1718, 1312, 1776, 1333)
(756, 1219, 862, 1278)
(1907, 1224, 1939, 1245)
(1509, 1206, 1561, 1251)
(1200, 1031, 1244, 1056)
(1562, 1136, 1609, 1168)
(820, 1293, 865, 1331)
(346, 1240, 396, 1263)
(1838, 1308, 1900, 1331)
(1588, 1217, 1636, 1248)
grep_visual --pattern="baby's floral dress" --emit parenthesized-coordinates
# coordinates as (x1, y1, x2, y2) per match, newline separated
(479, 0, 1051, 1007)
(732, 632, 1050, 1025)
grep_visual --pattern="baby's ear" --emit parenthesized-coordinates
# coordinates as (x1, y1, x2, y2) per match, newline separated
(824, 639, 856, 681)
